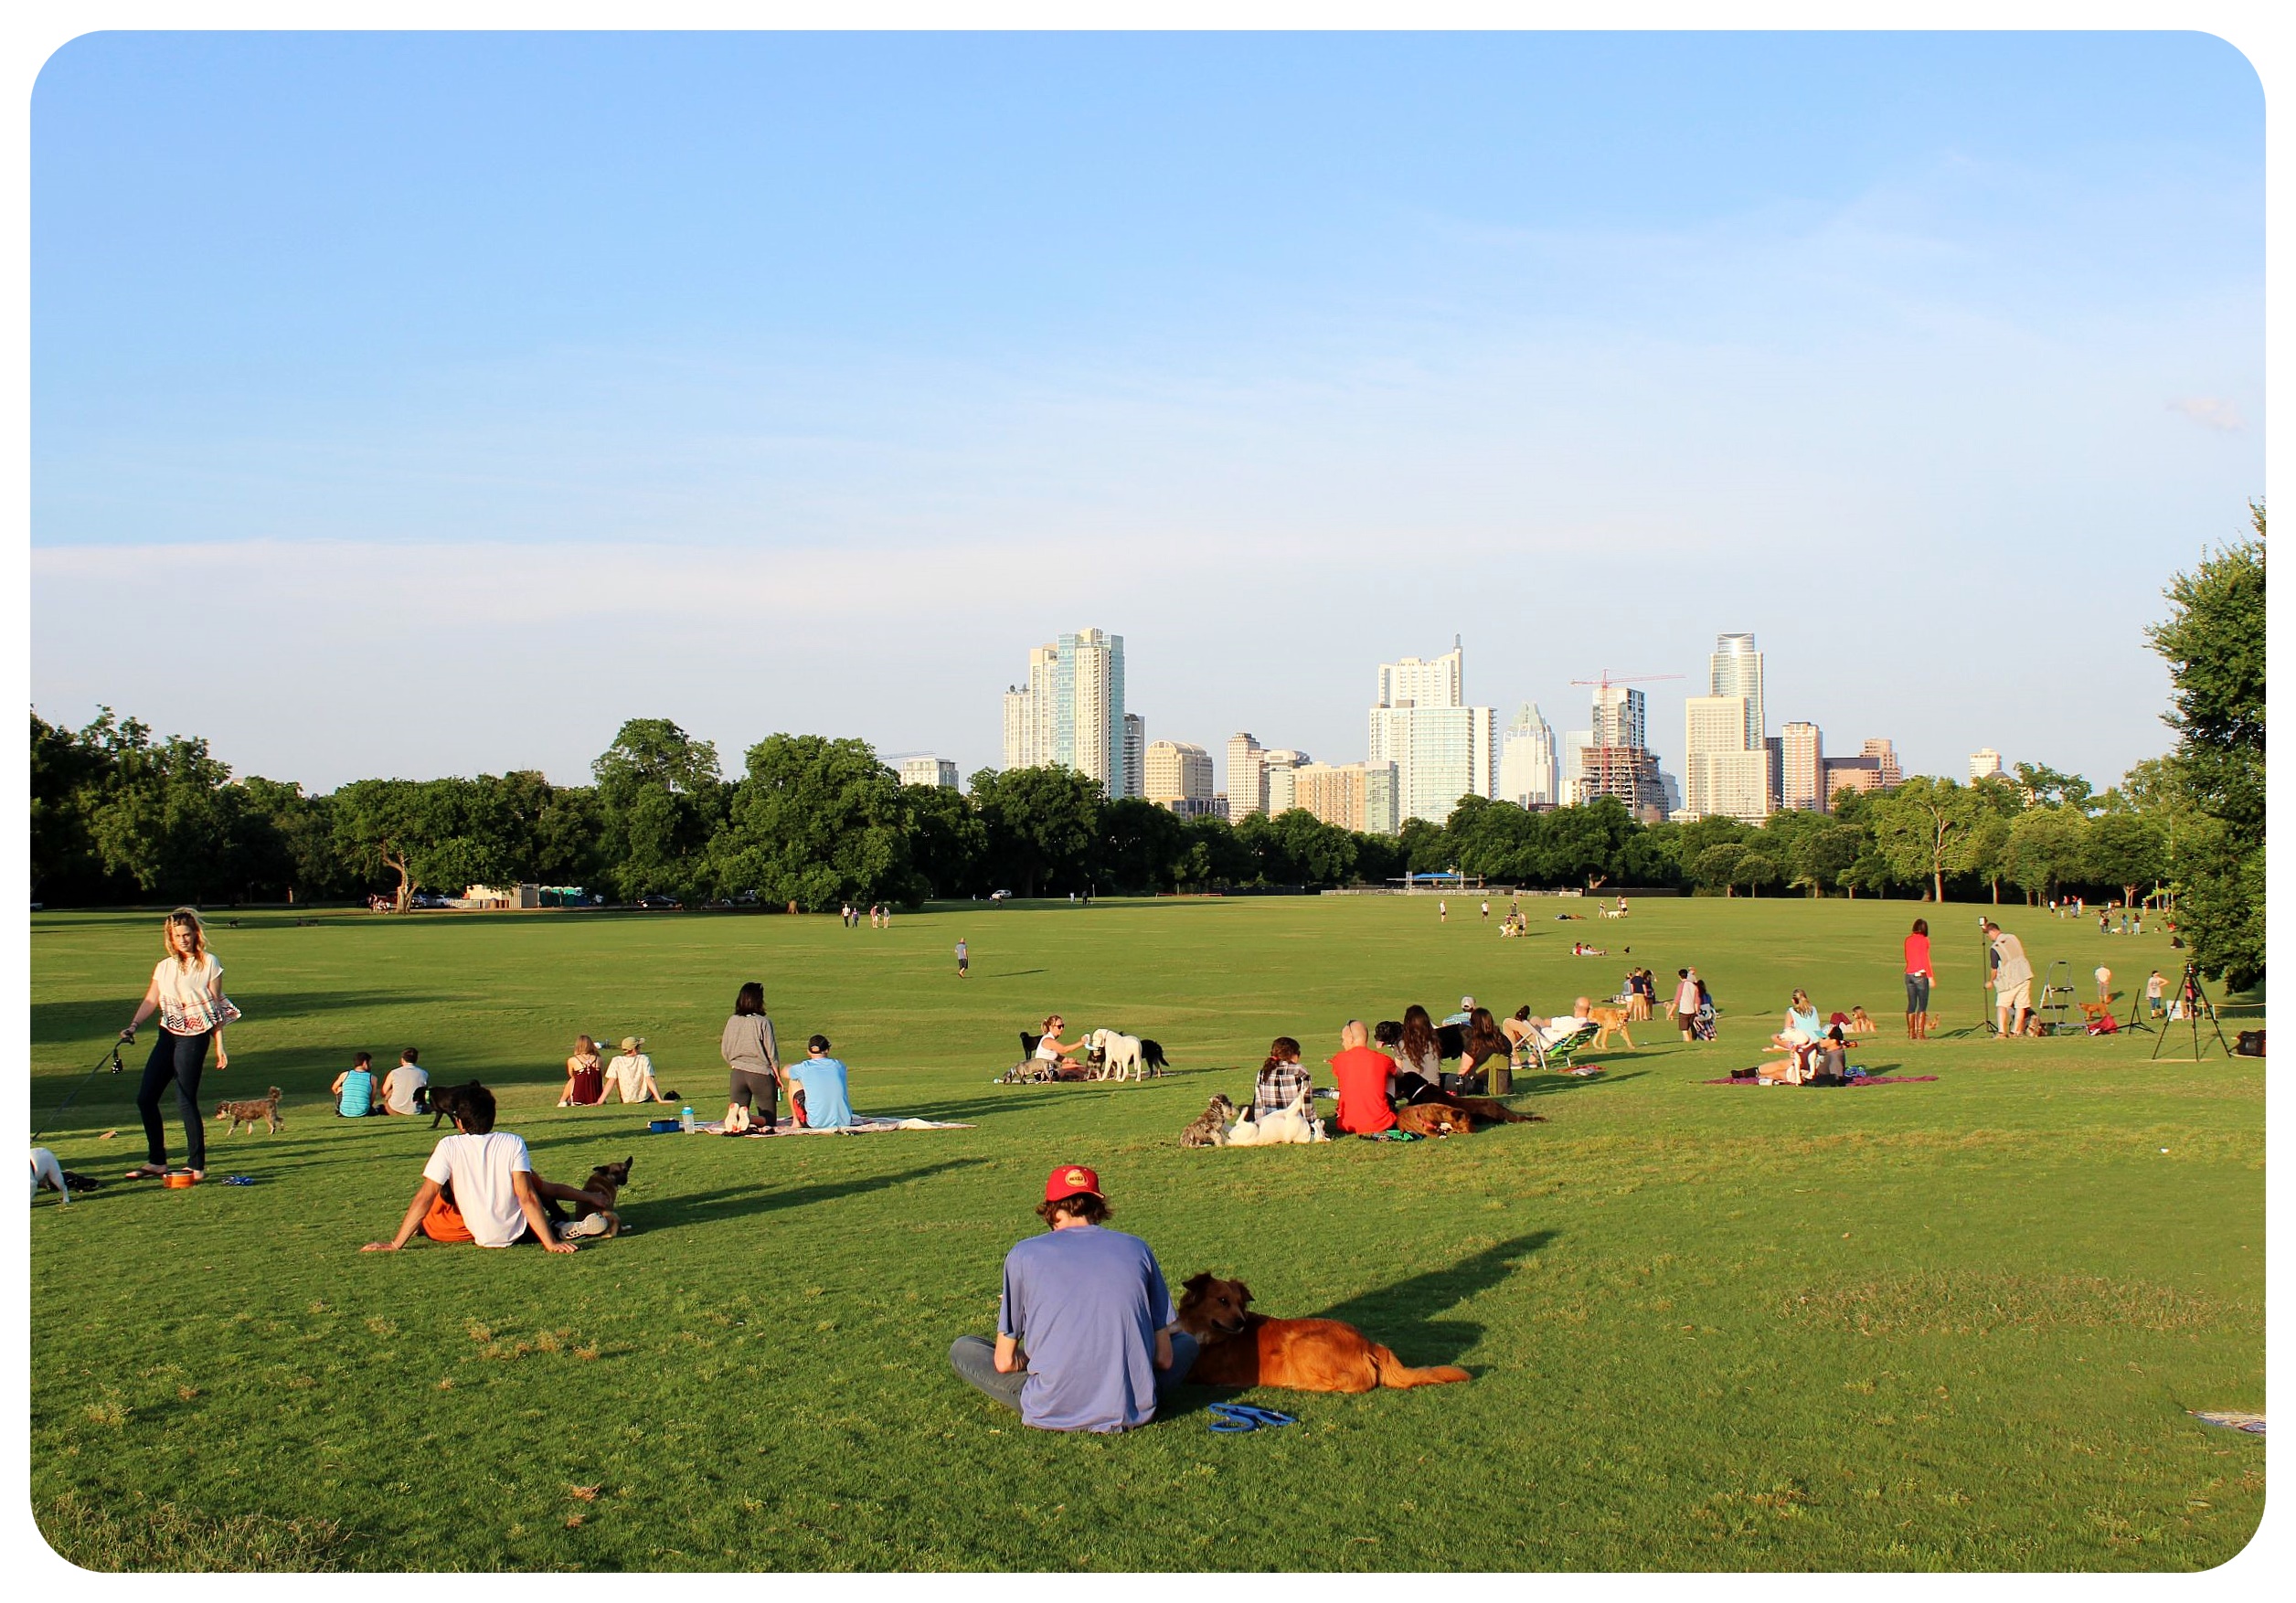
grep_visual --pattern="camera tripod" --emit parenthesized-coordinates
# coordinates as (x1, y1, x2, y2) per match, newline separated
(2150, 962, 2235, 1062)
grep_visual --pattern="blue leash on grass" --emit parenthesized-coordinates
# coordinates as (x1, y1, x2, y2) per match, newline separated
(1208, 1403, 1298, 1434)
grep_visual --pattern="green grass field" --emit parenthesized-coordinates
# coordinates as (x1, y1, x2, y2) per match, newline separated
(27, 895, 2265, 1571)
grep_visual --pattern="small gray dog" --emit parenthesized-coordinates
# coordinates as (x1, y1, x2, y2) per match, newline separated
(1181, 1094, 1237, 1148)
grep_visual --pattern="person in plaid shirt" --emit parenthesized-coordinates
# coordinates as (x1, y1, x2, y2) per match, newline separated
(1253, 1036, 1312, 1120)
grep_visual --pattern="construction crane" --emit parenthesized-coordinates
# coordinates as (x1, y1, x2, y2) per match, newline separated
(1567, 670, 1685, 694)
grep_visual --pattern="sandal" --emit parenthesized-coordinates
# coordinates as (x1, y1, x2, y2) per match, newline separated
(123, 1162, 168, 1179)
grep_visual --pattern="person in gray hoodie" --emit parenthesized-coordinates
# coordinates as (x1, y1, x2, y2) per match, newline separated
(719, 981, 782, 1132)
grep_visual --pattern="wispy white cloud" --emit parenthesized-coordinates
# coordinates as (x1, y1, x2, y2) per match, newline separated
(2166, 395, 2245, 431)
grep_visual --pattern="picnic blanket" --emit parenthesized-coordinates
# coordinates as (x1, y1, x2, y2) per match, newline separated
(2190, 1411, 2265, 1435)
(693, 1117, 972, 1136)
(1704, 1074, 1938, 1088)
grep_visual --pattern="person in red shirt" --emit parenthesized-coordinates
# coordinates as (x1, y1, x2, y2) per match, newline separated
(1326, 1020, 1398, 1135)
(1903, 918, 1934, 1041)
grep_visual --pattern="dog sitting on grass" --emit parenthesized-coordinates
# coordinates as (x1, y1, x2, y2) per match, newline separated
(1181, 1095, 1235, 1147)
(213, 1086, 284, 1136)
(544, 1156, 632, 1237)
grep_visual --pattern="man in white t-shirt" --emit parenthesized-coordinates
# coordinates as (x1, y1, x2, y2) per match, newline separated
(379, 1048, 430, 1116)
(361, 1084, 614, 1252)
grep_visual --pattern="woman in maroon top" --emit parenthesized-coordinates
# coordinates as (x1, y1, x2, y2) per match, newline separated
(558, 1035, 606, 1106)
(1903, 918, 1934, 1040)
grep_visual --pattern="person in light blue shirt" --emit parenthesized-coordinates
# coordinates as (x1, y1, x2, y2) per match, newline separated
(788, 1035, 855, 1130)
(332, 1052, 377, 1118)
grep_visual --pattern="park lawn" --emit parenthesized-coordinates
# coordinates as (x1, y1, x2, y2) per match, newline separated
(26, 894, 2264, 1572)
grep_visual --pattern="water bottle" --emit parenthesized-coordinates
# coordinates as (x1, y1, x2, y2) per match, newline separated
(679, 1105, 694, 1133)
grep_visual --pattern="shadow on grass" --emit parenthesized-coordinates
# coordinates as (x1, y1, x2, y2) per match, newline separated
(1503, 1069, 1647, 1100)
(1317, 1230, 1557, 1368)
(1164, 1230, 1557, 1416)
(637, 1157, 989, 1234)
(33, 992, 469, 1048)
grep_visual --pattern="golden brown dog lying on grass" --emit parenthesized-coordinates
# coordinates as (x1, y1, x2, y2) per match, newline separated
(1176, 1273, 1472, 1392)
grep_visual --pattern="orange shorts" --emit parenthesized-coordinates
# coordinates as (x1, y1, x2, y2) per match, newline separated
(420, 1192, 474, 1244)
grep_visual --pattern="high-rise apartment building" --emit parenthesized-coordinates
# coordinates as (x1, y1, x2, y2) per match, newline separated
(1294, 761, 1399, 836)
(1710, 632, 1766, 750)
(1683, 694, 1767, 821)
(1001, 631, 1129, 793)
(1970, 748, 2004, 782)
(1226, 733, 1266, 819)
(1144, 740, 1215, 815)
(1591, 685, 1646, 750)
(1001, 643, 1061, 770)
(1121, 713, 1144, 801)
(1863, 738, 1903, 788)
(1780, 721, 1824, 811)
(1262, 748, 1311, 814)
(898, 757, 959, 789)
(1367, 643, 1495, 826)
(1050, 628, 1126, 793)
(1499, 703, 1558, 808)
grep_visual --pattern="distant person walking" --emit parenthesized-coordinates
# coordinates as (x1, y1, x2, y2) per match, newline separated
(955, 937, 970, 979)
(119, 907, 240, 1181)
(720, 982, 782, 1132)
(1439, 899, 1448, 923)
(1903, 918, 1935, 1040)
(2095, 964, 2113, 1003)
(1985, 921, 2035, 1038)
(1480, 898, 1490, 922)
(2147, 969, 2167, 1017)
(1673, 968, 1703, 1043)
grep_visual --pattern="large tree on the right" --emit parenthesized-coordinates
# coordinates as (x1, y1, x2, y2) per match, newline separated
(2147, 501, 2265, 990)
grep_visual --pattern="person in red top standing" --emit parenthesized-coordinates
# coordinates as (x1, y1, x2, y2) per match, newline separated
(1903, 918, 1934, 1040)
(1326, 1020, 1398, 1135)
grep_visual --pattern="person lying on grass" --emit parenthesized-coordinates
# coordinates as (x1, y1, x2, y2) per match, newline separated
(362, 1083, 614, 1253)
(786, 1035, 855, 1130)
(949, 1165, 1197, 1433)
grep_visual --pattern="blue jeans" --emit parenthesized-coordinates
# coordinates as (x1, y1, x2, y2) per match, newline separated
(948, 1332, 1201, 1424)
(136, 1028, 211, 1172)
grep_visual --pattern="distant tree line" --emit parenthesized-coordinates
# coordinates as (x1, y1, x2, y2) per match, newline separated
(27, 510, 2260, 986)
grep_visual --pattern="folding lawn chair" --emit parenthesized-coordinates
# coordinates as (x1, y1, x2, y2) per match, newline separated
(1520, 1021, 1600, 1074)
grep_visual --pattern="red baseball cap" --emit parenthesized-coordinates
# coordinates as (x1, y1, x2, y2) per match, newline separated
(1045, 1163, 1102, 1202)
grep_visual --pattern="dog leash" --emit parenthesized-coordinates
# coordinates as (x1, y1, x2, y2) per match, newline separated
(31, 1041, 127, 1146)
(1207, 1403, 1298, 1434)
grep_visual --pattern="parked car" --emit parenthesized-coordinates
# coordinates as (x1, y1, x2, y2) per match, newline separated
(989, 889, 1013, 902)
(638, 894, 683, 909)
(409, 890, 450, 909)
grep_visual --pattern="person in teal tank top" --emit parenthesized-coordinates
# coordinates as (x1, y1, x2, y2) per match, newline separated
(788, 1035, 855, 1129)
(332, 1053, 377, 1117)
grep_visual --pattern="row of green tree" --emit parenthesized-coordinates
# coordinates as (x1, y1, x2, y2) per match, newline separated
(27, 507, 2262, 984)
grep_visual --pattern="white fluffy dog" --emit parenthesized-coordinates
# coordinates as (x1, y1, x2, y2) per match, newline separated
(1224, 1091, 1327, 1146)
(1087, 1028, 1146, 1082)
(30, 1147, 70, 1205)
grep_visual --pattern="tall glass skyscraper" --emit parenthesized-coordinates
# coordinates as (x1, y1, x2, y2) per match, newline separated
(1004, 630, 1128, 794)
(1709, 632, 1766, 749)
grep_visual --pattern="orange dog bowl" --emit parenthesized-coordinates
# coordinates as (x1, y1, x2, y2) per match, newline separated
(163, 1172, 198, 1188)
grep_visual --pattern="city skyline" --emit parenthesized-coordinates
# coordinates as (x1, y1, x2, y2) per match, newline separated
(28, 33, 2259, 792)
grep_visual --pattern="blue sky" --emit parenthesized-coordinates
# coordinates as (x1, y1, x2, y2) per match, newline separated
(30, 31, 2263, 793)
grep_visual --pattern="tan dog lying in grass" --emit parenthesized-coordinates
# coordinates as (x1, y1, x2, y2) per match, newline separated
(1177, 1273, 1471, 1391)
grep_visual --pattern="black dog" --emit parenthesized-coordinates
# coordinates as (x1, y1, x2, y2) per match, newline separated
(1138, 1038, 1171, 1074)
(427, 1079, 489, 1130)
(1436, 1023, 1467, 1061)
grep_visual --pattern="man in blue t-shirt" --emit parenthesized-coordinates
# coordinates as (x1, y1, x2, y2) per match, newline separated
(787, 1035, 855, 1130)
(949, 1165, 1197, 1432)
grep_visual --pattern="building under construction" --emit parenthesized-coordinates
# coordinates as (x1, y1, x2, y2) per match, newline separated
(1575, 745, 1670, 823)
